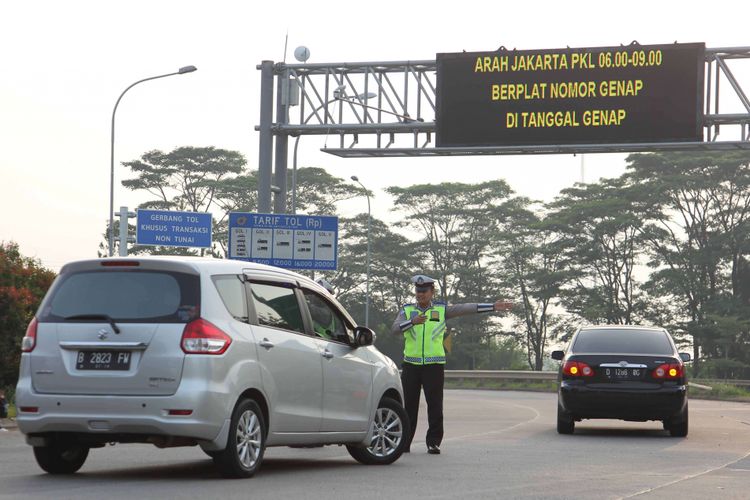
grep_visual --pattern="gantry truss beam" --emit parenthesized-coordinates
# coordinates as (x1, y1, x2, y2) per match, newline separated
(256, 47, 750, 211)
(269, 47, 750, 156)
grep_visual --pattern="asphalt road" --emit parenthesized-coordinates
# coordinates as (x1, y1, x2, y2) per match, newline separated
(1, 390, 749, 499)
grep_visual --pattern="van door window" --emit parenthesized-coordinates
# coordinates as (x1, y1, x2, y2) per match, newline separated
(249, 283, 305, 333)
(213, 275, 249, 322)
(302, 290, 351, 343)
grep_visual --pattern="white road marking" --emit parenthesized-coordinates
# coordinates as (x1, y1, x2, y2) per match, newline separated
(620, 449, 750, 499)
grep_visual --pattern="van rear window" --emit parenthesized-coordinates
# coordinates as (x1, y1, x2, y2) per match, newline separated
(38, 270, 200, 323)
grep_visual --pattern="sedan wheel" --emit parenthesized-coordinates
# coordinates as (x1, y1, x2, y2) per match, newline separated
(347, 397, 408, 465)
(557, 403, 575, 435)
(667, 402, 688, 437)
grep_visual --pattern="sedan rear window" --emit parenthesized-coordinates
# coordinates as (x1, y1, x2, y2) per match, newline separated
(572, 328, 674, 355)
(38, 270, 200, 323)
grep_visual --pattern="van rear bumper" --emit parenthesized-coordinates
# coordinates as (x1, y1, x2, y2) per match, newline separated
(15, 375, 227, 444)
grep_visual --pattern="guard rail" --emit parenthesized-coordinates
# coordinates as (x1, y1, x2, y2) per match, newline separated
(444, 370, 750, 389)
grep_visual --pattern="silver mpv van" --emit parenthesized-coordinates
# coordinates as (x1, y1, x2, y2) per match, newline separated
(16, 257, 407, 477)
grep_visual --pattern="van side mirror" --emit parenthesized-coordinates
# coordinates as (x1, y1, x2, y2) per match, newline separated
(679, 352, 692, 362)
(551, 350, 565, 361)
(353, 326, 375, 347)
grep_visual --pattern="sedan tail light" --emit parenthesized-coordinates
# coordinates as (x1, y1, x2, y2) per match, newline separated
(22, 317, 38, 352)
(652, 363, 683, 379)
(563, 361, 594, 377)
(181, 319, 231, 355)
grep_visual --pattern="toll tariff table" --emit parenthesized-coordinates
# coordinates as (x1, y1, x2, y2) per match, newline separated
(228, 212, 338, 270)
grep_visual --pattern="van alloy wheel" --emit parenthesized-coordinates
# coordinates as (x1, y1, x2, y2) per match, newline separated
(215, 398, 266, 478)
(236, 409, 263, 469)
(368, 407, 403, 457)
(347, 397, 409, 465)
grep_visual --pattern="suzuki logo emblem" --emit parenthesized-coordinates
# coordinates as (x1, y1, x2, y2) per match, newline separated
(97, 329, 109, 340)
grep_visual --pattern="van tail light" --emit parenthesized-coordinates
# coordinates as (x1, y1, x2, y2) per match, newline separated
(653, 363, 683, 379)
(563, 361, 594, 377)
(22, 317, 38, 352)
(181, 319, 231, 355)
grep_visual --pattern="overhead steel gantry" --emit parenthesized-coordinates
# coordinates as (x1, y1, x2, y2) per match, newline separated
(256, 47, 750, 212)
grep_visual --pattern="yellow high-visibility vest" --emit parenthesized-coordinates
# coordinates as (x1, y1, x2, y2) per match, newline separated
(402, 303, 446, 365)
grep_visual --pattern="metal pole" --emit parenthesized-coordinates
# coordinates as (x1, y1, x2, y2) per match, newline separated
(365, 192, 371, 327)
(292, 136, 300, 214)
(108, 66, 196, 256)
(257, 61, 274, 213)
(118, 206, 129, 257)
(292, 100, 331, 215)
(352, 177, 371, 327)
(580, 153, 585, 183)
(274, 68, 289, 214)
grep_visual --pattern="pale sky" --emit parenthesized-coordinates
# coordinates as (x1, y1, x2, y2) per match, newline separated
(2, 0, 748, 270)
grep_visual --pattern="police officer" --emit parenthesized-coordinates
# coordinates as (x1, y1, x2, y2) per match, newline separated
(391, 275, 512, 454)
(309, 278, 337, 340)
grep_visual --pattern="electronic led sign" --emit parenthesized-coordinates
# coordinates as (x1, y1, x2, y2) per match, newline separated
(436, 43, 705, 147)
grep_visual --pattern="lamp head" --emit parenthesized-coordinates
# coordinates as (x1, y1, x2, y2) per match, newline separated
(351, 175, 359, 182)
(179, 65, 197, 74)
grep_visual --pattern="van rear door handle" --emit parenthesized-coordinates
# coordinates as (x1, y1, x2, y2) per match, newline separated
(322, 349, 334, 359)
(259, 339, 274, 349)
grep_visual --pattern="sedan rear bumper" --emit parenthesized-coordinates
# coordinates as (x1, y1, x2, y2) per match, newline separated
(559, 382, 687, 421)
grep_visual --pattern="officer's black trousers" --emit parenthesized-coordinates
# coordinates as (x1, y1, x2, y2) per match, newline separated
(401, 363, 444, 448)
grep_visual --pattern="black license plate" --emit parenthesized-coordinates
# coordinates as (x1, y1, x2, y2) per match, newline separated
(604, 367, 643, 380)
(76, 350, 131, 370)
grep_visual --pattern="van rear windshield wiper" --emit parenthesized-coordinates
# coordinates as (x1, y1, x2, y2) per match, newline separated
(64, 314, 121, 334)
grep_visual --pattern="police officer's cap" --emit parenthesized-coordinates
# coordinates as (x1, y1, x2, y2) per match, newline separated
(316, 278, 335, 295)
(411, 274, 436, 291)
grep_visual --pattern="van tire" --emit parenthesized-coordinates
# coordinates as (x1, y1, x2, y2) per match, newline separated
(33, 438, 89, 474)
(214, 398, 266, 478)
(347, 397, 408, 465)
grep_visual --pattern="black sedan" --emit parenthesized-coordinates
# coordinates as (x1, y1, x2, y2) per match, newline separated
(551, 326, 690, 437)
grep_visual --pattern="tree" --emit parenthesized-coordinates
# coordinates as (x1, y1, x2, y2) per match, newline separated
(626, 151, 750, 374)
(387, 181, 515, 369)
(0, 242, 56, 389)
(545, 177, 647, 325)
(289, 167, 363, 216)
(332, 214, 424, 364)
(493, 198, 572, 370)
(111, 146, 247, 256)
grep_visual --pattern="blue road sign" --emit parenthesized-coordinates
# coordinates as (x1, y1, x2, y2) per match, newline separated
(136, 209, 212, 248)
(228, 212, 338, 270)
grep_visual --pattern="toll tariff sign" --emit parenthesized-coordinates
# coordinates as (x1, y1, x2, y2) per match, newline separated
(228, 212, 338, 270)
(136, 209, 212, 248)
(436, 43, 705, 147)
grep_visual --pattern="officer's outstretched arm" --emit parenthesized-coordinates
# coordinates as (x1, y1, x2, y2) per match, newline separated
(446, 301, 513, 319)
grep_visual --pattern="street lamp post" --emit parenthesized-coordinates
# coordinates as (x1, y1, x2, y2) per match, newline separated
(108, 65, 197, 257)
(351, 176, 371, 327)
(291, 88, 376, 214)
